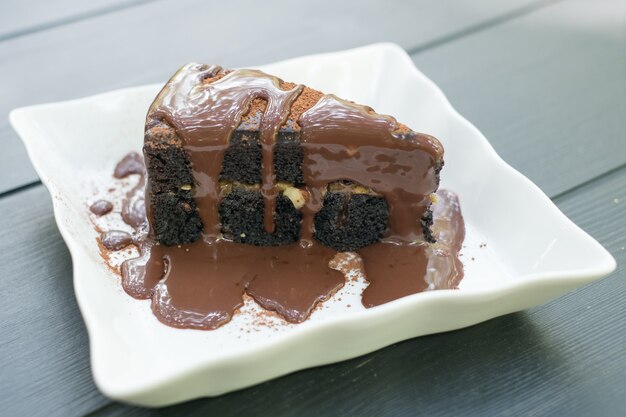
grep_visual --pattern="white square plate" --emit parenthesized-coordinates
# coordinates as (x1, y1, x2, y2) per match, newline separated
(10, 43, 615, 406)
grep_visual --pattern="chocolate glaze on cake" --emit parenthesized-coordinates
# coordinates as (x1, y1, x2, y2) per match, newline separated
(97, 63, 466, 330)
(144, 64, 443, 249)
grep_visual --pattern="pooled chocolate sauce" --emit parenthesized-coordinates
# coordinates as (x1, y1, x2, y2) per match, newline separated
(89, 200, 113, 216)
(99, 66, 465, 330)
(115, 187, 463, 328)
(129, 240, 343, 328)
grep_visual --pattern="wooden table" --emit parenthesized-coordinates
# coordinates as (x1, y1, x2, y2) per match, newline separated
(1, 1, 625, 415)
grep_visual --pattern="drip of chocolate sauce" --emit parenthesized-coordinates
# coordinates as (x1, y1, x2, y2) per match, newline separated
(101, 230, 133, 250)
(425, 189, 465, 289)
(102, 65, 465, 331)
(298, 94, 440, 242)
(114, 151, 145, 178)
(360, 191, 465, 307)
(150, 65, 302, 237)
(89, 200, 113, 216)
(121, 176, 147, 230)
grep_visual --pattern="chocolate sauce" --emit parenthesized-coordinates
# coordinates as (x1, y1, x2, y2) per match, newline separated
(298, 95, 441, 242)
(244, 243, 343, 323)
(360, 190, 465, 307)
(101, 230, 133, 250)
(89, 200, 113, 216)
(139, 241, 343, 328)
(121, 176, 147, 229)
(114, 151, 145, 178)
(424, 189, 465, 289)
(150, 65, 302, 237)
(116, 187, 463, 328)
(120, 239, 153, 299)
(110, 173, 463, 328)
(98, 66, 466, 331)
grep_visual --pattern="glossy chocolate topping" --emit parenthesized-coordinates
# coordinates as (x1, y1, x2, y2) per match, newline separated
(150, 64, 303, 237)
(97, 65, 465, 330)
(299, 94, 441, 242)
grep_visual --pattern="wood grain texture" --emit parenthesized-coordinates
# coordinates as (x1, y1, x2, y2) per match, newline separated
(0, 125, 41, 197)
(412, 0, 626, 198)
(74, 166, 626, 416)
(0, 0, 155, 41)
(0, 186, 109, 417)
(0, 0, 544, 194)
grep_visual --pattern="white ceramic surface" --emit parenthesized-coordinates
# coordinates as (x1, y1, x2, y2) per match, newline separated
(9, 43, 616, 407)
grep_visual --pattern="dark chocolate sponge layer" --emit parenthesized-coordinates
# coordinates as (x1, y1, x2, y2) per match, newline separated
(151, 192, 202, 246)
(222, 128, 303, 185)
(220, 189, 302, 246)
(143, 122, 202, 245)
(314, 193, 388, 252)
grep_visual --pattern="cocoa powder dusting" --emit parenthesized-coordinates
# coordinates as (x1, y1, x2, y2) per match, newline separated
(288, 87, 324, 129)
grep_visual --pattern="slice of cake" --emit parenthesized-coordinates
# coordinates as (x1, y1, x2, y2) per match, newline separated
(143, 64, 443, 251)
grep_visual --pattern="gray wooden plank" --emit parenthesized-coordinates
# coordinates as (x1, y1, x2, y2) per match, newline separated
(0, 186, 109, 417)
(90, 161, 626, 417)
(0, 0, 155, 41)
(2, 1, 624, 415)
(412, 0, 626, 198)
(0, 125, 41, 196)
(0, 0, 547, 194)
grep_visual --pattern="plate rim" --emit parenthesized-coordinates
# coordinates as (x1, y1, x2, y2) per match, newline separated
(8, 42, 617, 404)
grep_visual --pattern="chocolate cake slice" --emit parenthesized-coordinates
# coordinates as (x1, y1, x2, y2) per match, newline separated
(143, 64, 443, 251)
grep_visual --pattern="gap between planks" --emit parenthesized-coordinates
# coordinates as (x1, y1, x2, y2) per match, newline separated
(0, 0, 162, 43)
(405, 0, 565, 56)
